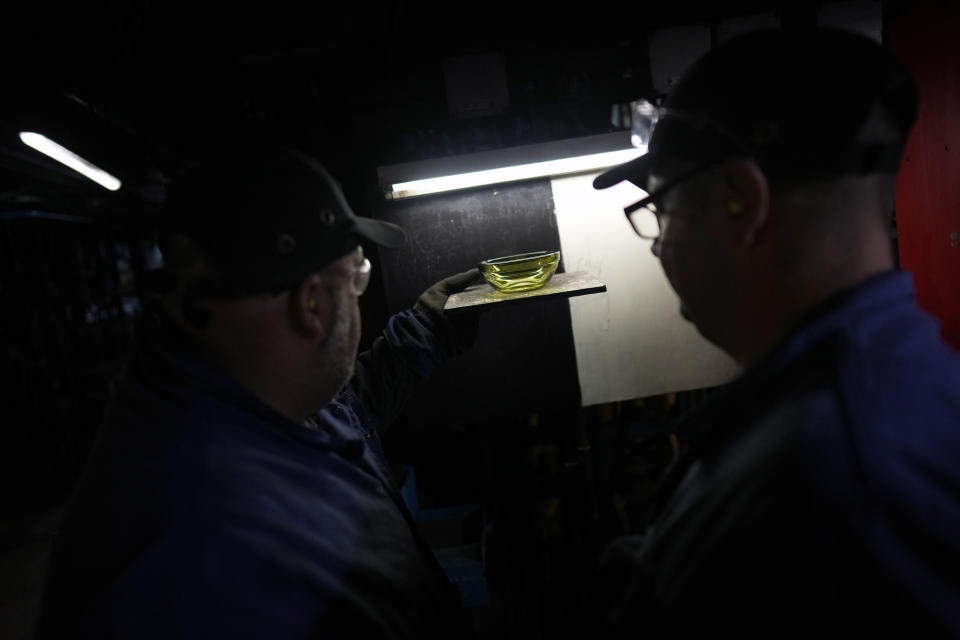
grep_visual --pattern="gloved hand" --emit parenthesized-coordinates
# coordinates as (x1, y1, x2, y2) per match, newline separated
(413, 269, 485, 351)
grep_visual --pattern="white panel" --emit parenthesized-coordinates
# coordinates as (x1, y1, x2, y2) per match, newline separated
(716, 14, 781, 43)
(817, 0, 883, 43)
(444, 53, 510, 118)
(648, 24, 712, 94)
(551, 173, 741, 406)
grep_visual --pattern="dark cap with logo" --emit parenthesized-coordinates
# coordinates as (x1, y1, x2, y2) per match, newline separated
(160, 146, 406, 297)
(594, 27, 917, 192)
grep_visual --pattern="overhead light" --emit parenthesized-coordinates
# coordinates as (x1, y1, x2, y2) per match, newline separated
(389, 148, 645, 199)
(19, 131, 122, 191)
(380, 132, 644, 200)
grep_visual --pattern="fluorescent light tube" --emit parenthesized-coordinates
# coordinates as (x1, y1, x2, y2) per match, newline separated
(390, 147, 646, 199)
(19, 131, 122, 191)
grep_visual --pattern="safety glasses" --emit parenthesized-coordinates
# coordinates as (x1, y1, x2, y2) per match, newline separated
(622, 161, 717, 239)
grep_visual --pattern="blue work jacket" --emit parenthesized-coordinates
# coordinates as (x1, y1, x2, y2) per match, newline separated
(35, 308, 469, 639)
(597, 271, 960, 637)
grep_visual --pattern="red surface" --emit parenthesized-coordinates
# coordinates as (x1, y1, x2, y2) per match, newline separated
(888, 3, 960, 349)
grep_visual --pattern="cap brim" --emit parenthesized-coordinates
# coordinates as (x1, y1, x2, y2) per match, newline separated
(593, 153, 654, 190)
(353, 216, 407, 249)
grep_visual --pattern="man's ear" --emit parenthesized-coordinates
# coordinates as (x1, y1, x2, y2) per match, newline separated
(291, 274, 333, 341)
(719, 156, 770, 248)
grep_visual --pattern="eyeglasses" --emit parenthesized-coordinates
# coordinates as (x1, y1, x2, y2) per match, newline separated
(623, 161, 715, 239)
(276, 252, 372, 300)
(623, 99, 753, 240)
(348, 257, 372, 296)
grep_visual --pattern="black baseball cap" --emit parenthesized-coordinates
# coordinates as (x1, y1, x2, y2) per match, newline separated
(161, 146, 406, 297)
(594, 27, 917, 192)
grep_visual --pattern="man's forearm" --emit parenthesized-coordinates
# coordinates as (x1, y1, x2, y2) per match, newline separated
(347, 308, 458, 432)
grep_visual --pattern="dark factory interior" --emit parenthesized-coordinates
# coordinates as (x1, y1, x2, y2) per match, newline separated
(1, 0, 956, 638)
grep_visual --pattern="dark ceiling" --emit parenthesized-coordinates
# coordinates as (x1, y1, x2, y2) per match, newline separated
(0, 1, 875, 220)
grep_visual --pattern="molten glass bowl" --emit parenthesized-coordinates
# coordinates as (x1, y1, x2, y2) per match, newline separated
(478, 250, 561, 293)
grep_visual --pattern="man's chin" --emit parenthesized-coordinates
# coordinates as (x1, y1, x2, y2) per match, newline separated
(679, 304, 694, 323)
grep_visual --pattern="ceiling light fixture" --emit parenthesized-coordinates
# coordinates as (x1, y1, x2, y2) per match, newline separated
(19, 131, 122, 191)
(380, 132, 644, 200)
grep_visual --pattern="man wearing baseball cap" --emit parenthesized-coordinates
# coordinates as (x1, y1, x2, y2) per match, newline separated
(35, 146, 481, 638)
(591, 28, 960, 636)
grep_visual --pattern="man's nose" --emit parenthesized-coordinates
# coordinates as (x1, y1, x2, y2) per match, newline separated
(650, 238, 662, 258)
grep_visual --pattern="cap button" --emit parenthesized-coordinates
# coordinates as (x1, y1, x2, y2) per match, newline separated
(277, 233, 297, 255)
(319, 209, 336, 226)
(752, 121, 780, 147)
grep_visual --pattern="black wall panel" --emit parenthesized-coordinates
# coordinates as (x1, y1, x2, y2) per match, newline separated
(372, 180, 580, 424)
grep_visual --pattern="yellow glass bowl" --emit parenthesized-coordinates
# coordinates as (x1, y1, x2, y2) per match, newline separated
(478, 250, 560, 293)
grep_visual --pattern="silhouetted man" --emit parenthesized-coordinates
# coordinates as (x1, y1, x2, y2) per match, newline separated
(592, 28, 960, 637)
(36, 147, 480, 638)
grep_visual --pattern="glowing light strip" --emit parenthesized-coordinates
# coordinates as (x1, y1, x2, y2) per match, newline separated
(19, 132, 121, 191)
(390, 147, 646, 199)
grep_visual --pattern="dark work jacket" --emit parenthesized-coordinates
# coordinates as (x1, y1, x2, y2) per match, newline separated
(596, 271, 960, 638)
(34, 308, 470, 639)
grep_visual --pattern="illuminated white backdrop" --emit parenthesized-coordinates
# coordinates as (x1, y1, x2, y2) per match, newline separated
(551, 172, 741, 406)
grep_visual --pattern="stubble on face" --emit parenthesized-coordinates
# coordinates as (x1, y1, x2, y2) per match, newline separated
(320, 285, 359, 397)
(651, 169, 720, 336)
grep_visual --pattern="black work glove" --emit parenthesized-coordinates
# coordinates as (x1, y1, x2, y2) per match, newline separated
(413, 269, 485, 352)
